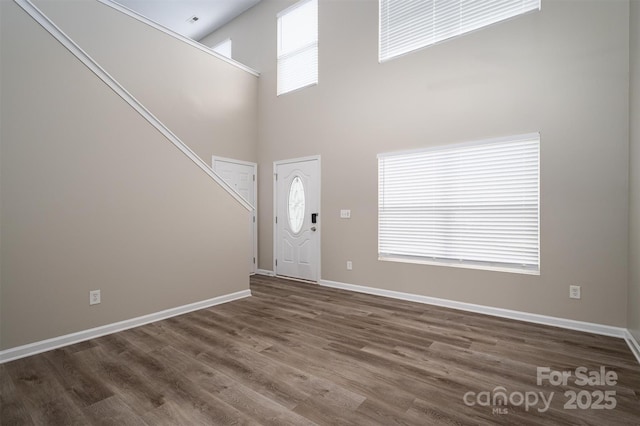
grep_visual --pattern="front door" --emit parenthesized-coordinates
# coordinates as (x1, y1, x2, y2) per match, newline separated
(274, 157, 320, 282)
(213, 156, 257, 274)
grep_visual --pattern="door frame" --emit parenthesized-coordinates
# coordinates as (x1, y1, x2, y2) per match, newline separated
(273, 155, 321, 282)
(212, 155, 258, 275)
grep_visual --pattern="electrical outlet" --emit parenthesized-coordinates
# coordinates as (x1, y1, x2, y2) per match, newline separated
(569, 285, 581, 299)
(346, 261, 353, 270)
(340, 209, 351, 219)
(89, 289, 101, 305)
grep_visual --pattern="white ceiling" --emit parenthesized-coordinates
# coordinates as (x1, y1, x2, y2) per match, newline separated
(116, 0, 262, 42)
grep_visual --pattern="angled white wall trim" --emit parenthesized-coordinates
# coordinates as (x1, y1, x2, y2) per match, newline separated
(257, 269, 275, 276)
(0, 290, 251, 364)
(14, 0, 253, 212)
(97, 0, 259, 77)
(318, 279, 628, 338)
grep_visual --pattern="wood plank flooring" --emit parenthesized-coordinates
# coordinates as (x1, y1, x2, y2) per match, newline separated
(1, 275, 639, 425)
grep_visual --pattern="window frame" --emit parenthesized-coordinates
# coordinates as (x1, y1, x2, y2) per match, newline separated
(211, 38, 232, 59)
(378, 0, 541, 63)
(378, 133, 541, 275)
(277, 0, 318, 96)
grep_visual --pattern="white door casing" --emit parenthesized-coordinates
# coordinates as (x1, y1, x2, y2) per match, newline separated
(274, 157, 320, 282)
(212, 156, 257, 274)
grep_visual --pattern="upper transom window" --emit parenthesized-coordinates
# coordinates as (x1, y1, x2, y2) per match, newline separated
(379, 0, 541, 62)
(277, 0, 318, 95)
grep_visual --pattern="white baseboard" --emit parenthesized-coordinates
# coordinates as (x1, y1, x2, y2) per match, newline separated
(319, 279, 627, 338)
(256, 269, 275, 277)
(0, 289, 251, 364)
(624, 330, 640, 364)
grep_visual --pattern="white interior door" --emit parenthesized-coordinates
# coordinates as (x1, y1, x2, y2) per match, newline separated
(275, 157, 320, 282)
(212, 156, 257, 274)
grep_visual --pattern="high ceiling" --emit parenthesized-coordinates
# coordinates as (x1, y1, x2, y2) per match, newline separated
(115, 0, 262, 41)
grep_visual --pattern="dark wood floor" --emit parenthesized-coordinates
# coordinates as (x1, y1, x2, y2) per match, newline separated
(1, 275, 639, 425)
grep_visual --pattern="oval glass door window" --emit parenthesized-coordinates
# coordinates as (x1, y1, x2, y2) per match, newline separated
(288, 176, 305, 234)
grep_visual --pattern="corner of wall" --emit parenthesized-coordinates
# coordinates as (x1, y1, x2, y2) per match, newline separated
(0, 0, 7, 352)
(628, 0, 640, 342)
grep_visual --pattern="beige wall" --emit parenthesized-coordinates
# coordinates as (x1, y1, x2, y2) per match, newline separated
(0, 0, 3, 348)
(203, 0, 631, 326)
(34, 0, 259, 165)
(629, 1, 640, 341)
(0, 1, 250, 350)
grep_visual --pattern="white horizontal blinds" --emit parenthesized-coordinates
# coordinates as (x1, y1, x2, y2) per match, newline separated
(379, 0, 541, 62)
(277, 0, 318, 95)
(379, 0, 435, 63)
(378, 134, 540, 271)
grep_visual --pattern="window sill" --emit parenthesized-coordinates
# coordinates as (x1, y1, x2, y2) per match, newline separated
(277, 81, 318, 97)
(378, 255, 540, 276)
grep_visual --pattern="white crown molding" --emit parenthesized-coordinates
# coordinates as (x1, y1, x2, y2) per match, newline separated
(14, 0, 253, 212)
(319, 279, 628, 339)
(0, 290, 251, 364)
(97, 0, 259, 77)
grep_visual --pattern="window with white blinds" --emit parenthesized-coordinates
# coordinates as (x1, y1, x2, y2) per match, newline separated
(378, 133, 540, 274)
(379, 0, 541, 62)
(277, 0, 318, 95)
(212, 38, 232, 59)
